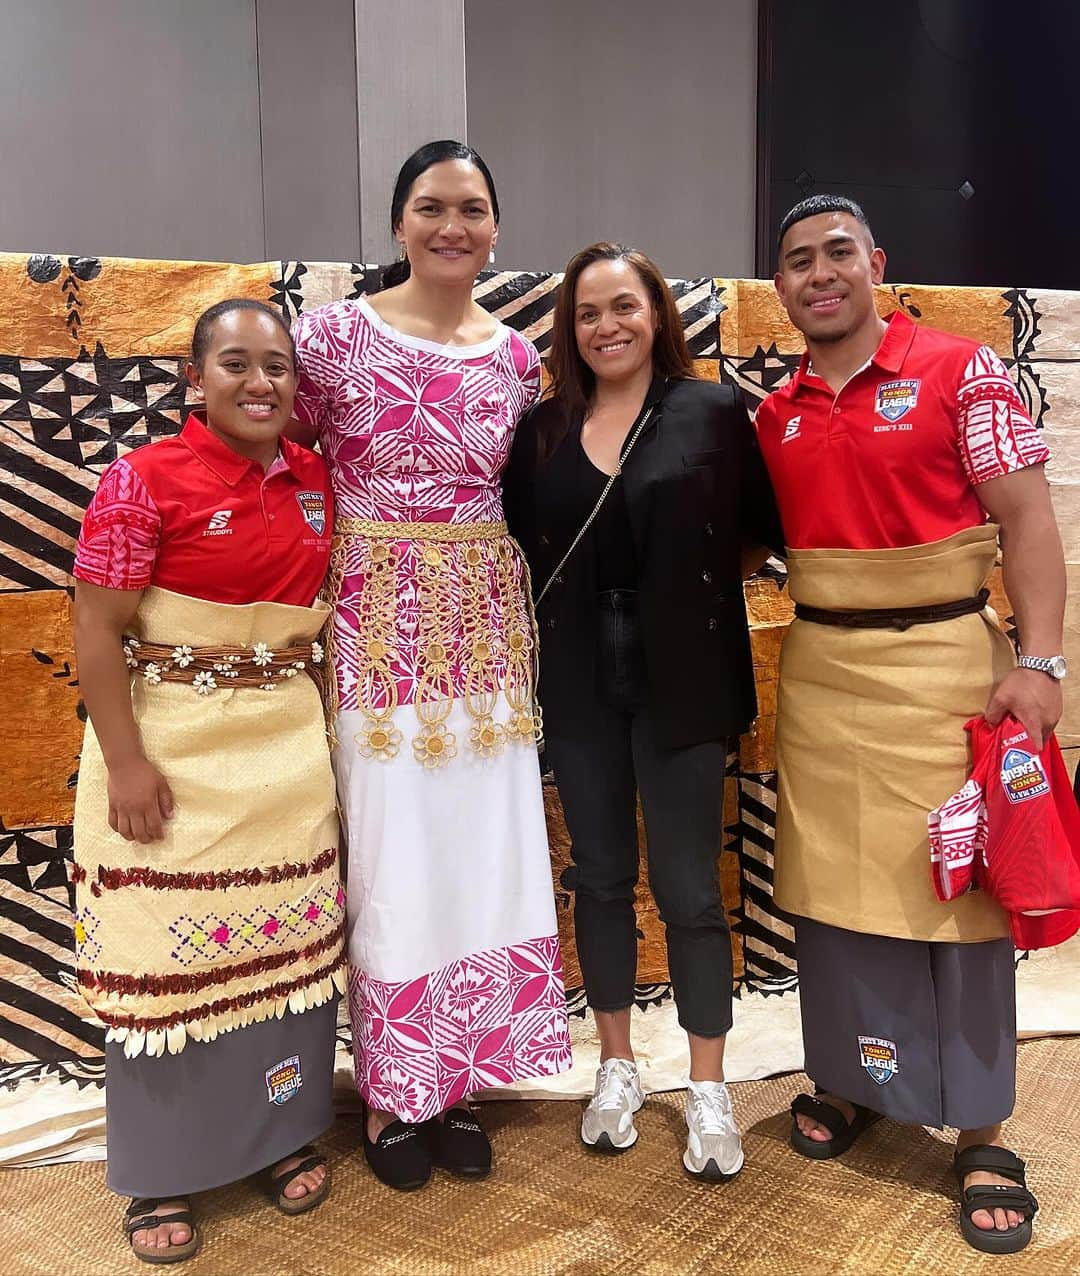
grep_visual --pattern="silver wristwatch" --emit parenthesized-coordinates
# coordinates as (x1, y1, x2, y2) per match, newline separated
(1018, 653, 1068, 680)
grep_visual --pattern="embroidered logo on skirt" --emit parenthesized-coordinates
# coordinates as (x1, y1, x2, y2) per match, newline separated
(858, 1035, 899, 1085)
(265, 1054, 303, 1105)
(296, 490, 326, 536)
(1000, 747, 1050, 805)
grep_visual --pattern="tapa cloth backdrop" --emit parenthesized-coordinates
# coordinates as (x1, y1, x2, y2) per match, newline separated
(1, 253, 1077, 1164)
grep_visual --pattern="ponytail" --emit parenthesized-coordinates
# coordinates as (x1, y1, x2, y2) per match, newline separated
(381, 257, 410, 289)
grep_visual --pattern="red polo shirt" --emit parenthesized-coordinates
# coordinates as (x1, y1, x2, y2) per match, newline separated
(754, 312, 1049, 550)
(74, 415, 333, 605)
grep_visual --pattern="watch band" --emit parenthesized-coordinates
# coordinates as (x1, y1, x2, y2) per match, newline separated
(1018, 654, 1068, 680)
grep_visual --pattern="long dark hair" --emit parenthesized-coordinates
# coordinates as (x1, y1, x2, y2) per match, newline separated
(381, 140, 501, 289)
(539, 242, 694, 456)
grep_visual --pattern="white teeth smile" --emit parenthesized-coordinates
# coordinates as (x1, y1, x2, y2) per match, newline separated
(239, 402, 274, 416)
(597, 341, 630, 353)
(809, 297, 843, 310)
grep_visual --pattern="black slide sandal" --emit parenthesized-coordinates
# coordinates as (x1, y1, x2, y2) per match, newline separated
(789, 1092, 880, 1160)
(954, 1144, 1038, 1254)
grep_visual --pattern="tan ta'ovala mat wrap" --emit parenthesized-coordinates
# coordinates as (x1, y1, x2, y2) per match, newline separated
(774, 523, 1013, 943)
(72, 586, 345, 1058)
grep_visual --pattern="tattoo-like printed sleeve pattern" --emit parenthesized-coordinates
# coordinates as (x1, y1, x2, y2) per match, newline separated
(73, 458, 161, 590)
(957, 345, 1049, 484)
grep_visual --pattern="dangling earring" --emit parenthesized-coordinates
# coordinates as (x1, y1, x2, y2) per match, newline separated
(398, 244, 407, 262)
(489, 248, 496, 265)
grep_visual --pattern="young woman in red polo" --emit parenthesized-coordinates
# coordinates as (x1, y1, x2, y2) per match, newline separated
(72, 299, 344, 1264)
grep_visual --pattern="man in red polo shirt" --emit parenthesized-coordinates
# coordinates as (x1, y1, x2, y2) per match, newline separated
(755, 195, 1062, 1253)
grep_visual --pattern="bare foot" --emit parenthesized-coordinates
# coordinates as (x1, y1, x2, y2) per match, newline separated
(956, 1135, 1025, 1233)
(272, 1151, 327, 1202)
(366, 1106, 397, 1142)
(795, 1093, 856, 1143)
(129, 1199, 191, 1251)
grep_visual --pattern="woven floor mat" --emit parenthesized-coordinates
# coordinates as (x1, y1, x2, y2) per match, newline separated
(1, 1037, 1076, 1275)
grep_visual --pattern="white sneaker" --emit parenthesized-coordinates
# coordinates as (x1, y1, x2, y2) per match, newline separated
(683, 1080, 744, 1181)
(580, 1058, 644, 1153)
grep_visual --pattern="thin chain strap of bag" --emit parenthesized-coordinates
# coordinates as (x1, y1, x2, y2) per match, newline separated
(534, 400, 657, 607)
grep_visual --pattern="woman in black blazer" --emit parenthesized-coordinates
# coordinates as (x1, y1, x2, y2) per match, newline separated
(503, 242, 781, 1181)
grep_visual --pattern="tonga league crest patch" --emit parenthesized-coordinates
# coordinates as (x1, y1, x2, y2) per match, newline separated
(858, 1035, 899, 1085)
(296, 490, 326, 536)
(1000, 747, 1050, 804)
(265, 1054, 303, 1105)
(874, 378, 920, 422)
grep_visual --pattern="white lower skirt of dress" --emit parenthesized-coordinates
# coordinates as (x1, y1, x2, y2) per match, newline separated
(334, 698, 572, 1121)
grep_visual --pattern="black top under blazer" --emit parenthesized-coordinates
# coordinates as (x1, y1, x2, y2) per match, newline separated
(503, 375, 784, 751)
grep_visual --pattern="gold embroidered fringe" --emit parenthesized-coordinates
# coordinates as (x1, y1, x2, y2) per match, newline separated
(323, 518, 543, 762)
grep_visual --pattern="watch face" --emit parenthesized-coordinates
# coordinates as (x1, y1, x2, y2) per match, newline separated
(1051, 655, 1068, 679)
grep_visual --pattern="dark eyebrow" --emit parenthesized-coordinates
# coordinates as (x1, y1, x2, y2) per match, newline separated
(575, 291, 639, 311)
(216, 345, 290, 358)
(784, 234, 857, 263)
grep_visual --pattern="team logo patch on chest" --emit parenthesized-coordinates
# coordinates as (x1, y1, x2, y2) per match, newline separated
(858, 1035, 899, 1085)
(295, 490, 326, 536)
(265, 1054, 303, 1105)
(1000, 747, 1050, 804)
(874, 378, 921, 422)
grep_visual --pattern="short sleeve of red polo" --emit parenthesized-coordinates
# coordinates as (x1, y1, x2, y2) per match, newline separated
(73, 416, 334, 606)
(754, 313, 1050, 550)
(74, 458, 162, 590)
(955, 344, 1048, 485)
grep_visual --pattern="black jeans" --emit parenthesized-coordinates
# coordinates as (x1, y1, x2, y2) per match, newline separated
(544, 589, 733, 1037)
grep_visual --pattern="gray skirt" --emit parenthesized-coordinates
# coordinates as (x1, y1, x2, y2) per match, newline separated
(796, 918, 1015, 1129)
(105, 998, 337, 1198)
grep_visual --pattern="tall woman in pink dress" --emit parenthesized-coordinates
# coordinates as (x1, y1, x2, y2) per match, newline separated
(290, 140, 571, 1190)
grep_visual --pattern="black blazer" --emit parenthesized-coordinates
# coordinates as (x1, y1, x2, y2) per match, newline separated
(503, 375, 784, 750)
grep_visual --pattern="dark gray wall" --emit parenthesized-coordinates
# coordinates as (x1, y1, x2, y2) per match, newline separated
(464, 0, 757, 278)
(258, 0, 362, 262)
(0, 0, 265, 262)
(0, 0, 364, 263)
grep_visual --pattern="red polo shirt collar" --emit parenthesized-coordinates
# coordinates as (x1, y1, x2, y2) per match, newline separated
(179, 413, 306, 486)
(789, 310, 919, 397)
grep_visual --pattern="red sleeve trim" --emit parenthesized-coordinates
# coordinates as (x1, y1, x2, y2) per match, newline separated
(957, 346, 1050, 485)
(73, 458, 161, 590)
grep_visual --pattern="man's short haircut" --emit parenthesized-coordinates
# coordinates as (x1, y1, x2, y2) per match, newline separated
(777, 194, 873, 258)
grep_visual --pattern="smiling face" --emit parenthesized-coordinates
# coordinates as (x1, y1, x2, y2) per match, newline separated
(186, 308, 296, 462)
(573, 258, 659, 388)
(394, 158, 497, 285)
(774, 211, 886, 345)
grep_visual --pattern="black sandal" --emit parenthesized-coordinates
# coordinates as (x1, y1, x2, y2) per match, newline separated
(125, 1198, 199, 1265)
(789, 1092, 880, 1160)
(260, 1145, 331, 1216)
(954, 1144, 1038, 1254)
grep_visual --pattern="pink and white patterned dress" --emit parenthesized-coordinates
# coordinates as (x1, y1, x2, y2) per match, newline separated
(292, 296, 571, 1120)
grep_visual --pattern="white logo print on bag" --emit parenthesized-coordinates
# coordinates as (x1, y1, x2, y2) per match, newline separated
(202, 509, 233, 537)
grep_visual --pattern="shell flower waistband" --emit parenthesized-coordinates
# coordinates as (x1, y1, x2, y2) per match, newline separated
(122, 637, 325, 694)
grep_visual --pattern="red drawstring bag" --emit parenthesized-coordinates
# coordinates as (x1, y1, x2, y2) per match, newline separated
(929, 715, 1080, 949)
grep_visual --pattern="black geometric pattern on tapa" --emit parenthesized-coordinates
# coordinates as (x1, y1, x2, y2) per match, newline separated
(0, 823, 106, 1070)
(1003, 288, 1049, 428)
(0, 349, 187, 590)
(732, 772, 797, 995)
(279, 267, 723, 360)
(721, 345, 800, 410)
(271, 261, 374, 322)
(471, 271, 721, 359)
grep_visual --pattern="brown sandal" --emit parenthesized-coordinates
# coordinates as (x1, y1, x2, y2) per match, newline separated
(260, 1145, 332, 1216)
(125, 1198, 200, 1265)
